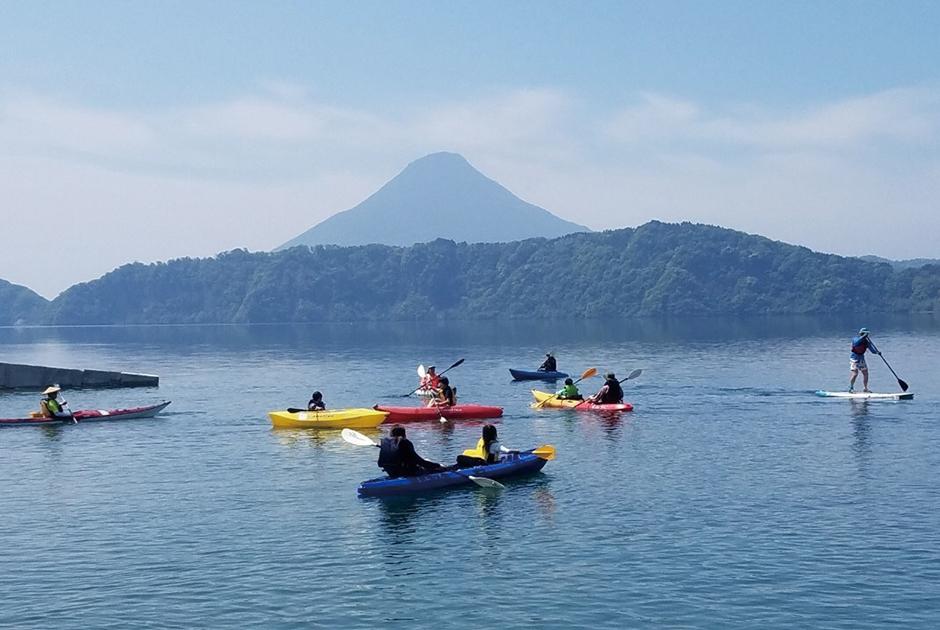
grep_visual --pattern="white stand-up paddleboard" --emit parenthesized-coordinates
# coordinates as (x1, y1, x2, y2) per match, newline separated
(815, 390, 914, 400)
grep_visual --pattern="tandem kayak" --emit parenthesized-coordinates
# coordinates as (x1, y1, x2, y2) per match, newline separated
(374, 404, 504, 423)
(357, 450, 549, 497)
(509, 368, 569, 381)
(530, 390, 633, 412)
(269, 408, 388, 429)
(0, 401, 172, 428)
(815, 390, 914, 400)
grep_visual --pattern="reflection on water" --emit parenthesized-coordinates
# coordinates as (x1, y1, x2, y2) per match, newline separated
(1, 319, 938, 629)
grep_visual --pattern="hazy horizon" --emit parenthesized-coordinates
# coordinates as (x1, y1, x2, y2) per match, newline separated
(2, 1, 939, 297)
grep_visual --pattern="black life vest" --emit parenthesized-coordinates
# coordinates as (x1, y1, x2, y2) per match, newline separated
(602, 380, 624, 403)
(378, 437, 401, 470)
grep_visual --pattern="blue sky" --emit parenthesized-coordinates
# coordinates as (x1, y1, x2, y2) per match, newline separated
(2, 1, 939, 296)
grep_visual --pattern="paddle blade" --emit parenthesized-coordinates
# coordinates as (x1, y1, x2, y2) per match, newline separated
(447, 358, 465, 371)
(579, 367, 598, 381)
(624, 368, 643, 381)
(531, 445, 556, 461)
(439, 415, 449, 423)
(417, 364, 426, 378)
(468, 476, 505, 490)
(341, 428, 378, 447)
(898, 378, 909, 392)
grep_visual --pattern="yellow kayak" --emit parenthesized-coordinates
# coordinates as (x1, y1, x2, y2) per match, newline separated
(530, 390, 634, 412)
(268, 408, 388, 429)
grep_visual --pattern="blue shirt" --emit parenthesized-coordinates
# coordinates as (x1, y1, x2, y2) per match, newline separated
(851, 336, 878, 359)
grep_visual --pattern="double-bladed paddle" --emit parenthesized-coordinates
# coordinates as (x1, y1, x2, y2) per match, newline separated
(576, 368, 643, 408)
(400, 358, 465, 397)
(534, 367, 598, 409)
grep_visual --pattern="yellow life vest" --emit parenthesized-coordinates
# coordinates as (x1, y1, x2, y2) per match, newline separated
(461, 438, 486, 459)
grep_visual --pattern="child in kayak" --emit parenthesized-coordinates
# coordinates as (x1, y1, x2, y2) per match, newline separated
(378, 425, 443, 478)
(538, 353, 557, 372)
(307, 391, 325, 411)
(457, 424, 508, 468)
(556, 378, 582, 400)
(430, 376, 456, 407)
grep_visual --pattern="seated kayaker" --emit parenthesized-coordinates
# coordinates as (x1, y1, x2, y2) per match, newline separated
(556, 378, 582, 400)
(39, 385, 73, 419)
(590, 373, 624, 404)
(430, 376, 456, 407)
(307, 391, 326, 411)
(457, 424, 509, 468)
(421, 366, 441, 391)
(378, 425, 444, 478)
(538, 353, 557, 372)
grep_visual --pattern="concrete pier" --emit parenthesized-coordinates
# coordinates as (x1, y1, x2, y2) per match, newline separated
(0, 362, 159, 391)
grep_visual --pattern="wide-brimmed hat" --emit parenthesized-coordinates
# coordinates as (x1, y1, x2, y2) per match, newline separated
(42, 385, 61, 395)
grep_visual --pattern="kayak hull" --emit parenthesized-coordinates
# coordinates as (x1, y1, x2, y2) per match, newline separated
(815, 390, 914, 400)
(357, 451, 548, 497)
(375, 404, 504, 423)
(530, 390, 633, 412)
(0, 401, 171, 428)
(269, 408, 388, 429)
(509, 368, 569, 381)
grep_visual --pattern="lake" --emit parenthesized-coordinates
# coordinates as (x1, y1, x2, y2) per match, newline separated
(1, 316, 938, 628)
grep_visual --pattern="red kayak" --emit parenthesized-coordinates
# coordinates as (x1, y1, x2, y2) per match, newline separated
(0, 401, 171, 427)
(375, 404, 503, 423)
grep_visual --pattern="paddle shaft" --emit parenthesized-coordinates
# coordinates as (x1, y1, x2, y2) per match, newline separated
(877, 352, 909, 391)
(534, 368, 597, 409)
(402, 358, 465, 397)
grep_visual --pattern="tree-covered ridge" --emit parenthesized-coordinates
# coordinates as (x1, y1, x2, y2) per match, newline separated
(18, 221, 940, 324)
(0, 279, 49, 325)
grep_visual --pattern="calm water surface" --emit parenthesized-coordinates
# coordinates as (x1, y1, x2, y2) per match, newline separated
(1, 317, 938, 629)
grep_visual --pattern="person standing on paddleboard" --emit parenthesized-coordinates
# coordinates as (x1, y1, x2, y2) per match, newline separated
(849, 328, 880, 393)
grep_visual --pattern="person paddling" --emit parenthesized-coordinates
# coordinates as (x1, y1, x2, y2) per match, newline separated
(39, 385, 74, 420)
(307, 391, 326, 411)
(590, 373, 624, 404)
(556, 377, 582, 400)
(377, 425, 443, 478)
(538, 353, 557, 372)
(849, 328, 881, 393)
(421, 366, 441, 392)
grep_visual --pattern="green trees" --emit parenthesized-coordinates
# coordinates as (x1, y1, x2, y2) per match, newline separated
(9, 222, 939, 324)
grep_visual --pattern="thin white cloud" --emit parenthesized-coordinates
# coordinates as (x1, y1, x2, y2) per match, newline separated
(0, 84, 938, 297)
(606, 87, 940, 149)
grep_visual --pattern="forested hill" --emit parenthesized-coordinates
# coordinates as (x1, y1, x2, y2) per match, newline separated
(0, 279, 49, 325)
(18, 221, 940, 324)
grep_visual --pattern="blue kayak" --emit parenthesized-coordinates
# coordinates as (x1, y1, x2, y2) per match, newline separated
(509, 368, 569, 381)
(357, 451, 548, 497)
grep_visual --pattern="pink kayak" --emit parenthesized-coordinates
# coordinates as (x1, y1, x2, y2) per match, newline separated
(374, 404, 504, 423)
(0, 401, 171, 427)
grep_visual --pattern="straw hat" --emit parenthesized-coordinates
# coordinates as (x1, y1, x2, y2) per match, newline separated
(42, 385, 61, 395)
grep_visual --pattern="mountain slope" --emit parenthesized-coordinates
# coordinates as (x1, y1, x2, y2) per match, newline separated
(859, 255, 940, 270)
(32, 221, 940, 325)
(0, 279, 49, 325)
(279, 152, 589, 248)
